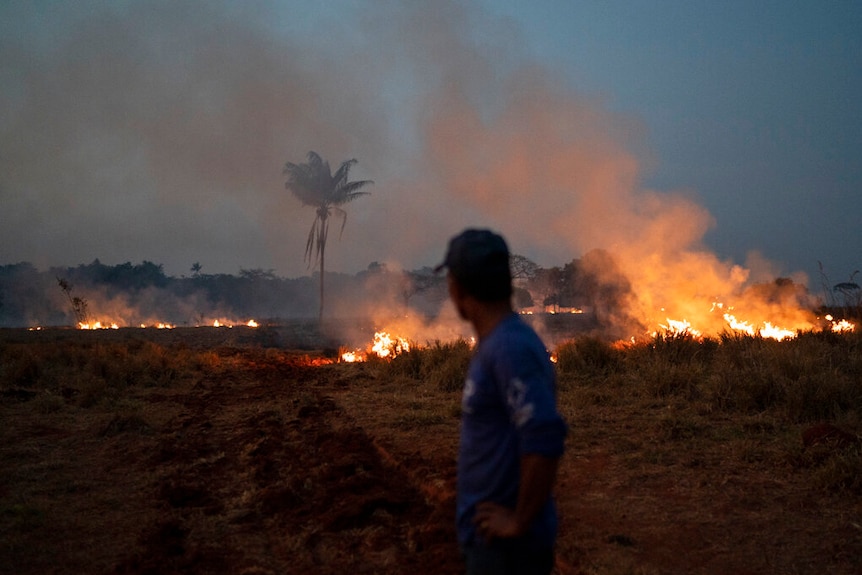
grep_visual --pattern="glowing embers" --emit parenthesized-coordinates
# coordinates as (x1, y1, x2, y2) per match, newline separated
(340, 331, 411, 363)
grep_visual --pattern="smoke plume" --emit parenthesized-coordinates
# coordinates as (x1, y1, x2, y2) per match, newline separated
(0, 1, 822, 339)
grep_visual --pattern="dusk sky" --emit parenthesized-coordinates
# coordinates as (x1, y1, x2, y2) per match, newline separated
(2, 0, 860, 300)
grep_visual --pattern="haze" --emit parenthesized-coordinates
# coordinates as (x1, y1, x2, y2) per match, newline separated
(2, 0, 860, 300)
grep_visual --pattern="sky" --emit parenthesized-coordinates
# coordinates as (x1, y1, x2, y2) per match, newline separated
(2, 0, 860, 305)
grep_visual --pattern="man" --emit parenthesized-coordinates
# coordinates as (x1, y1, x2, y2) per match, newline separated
(435, 228, 568, 575)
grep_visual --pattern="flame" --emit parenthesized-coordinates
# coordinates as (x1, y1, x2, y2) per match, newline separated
(825, 315, 855, 333)
(209, 319, 258, 328)
(723, 313, 755, 336)
(340, 351, 362, 363)
(658, 318, 701, 338)
(371, 331, 410, 358)
(72, 318, 260, 329)
(650, 304, 857, 342)
(339, 330, 411, 363)
(78, 321, 119, 330)
(759, 322, 796, 341)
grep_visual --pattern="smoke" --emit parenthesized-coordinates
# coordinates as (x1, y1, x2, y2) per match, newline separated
(0, 0, 822, 340)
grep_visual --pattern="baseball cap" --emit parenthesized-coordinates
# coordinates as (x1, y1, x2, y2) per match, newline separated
(434, 229, 512, 299)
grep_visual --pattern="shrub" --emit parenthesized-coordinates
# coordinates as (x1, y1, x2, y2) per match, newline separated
(554, 336, 620, 379)
(380, 339, 472, 392)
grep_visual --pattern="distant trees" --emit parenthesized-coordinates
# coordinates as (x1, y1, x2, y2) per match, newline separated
(818, 263, 861, 314)
(833, 271, 861, 309)
(517, 250, 633, 319)
(510, 254, 540, 282)
(63, 259, 169, 291)
(284, 151, 373, 322)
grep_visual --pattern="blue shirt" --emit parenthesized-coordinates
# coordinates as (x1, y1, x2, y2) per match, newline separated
(456, 313, 567, 549)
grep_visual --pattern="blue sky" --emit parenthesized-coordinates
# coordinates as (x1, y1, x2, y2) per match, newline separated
(1, 0, 860, 300)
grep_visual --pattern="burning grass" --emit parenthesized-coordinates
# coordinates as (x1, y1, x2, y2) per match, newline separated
(1, 327, 861, 574)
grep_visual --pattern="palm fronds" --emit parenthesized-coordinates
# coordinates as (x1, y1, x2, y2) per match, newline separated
(284, 151, 373, 319)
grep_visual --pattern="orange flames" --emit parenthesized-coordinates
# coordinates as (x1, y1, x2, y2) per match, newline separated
(74, 318, 260, 330)
(212, 319, 260, 328)
(655, 302, 854, 341)
(78, 321, 119, 330)
(826, 315, 855, 333)
(340, 330, 411, 363)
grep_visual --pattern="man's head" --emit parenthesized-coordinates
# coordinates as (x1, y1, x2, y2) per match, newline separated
(436, 228, 513, 303)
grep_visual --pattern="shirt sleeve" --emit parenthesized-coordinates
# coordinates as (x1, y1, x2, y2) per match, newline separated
(494, 341, 567, 458)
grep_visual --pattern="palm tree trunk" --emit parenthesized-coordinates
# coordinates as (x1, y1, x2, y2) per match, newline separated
(319, 244, 325, 323)
(318, 216, 328, 323)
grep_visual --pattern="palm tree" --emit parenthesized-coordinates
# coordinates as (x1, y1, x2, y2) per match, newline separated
(284, 151, 373, 322)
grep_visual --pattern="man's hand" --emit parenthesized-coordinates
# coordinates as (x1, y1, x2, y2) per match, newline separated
(472, 454, 560, 542)
(473, 501, 522, 541)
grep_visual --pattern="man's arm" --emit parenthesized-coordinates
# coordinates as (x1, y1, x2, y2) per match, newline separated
(473, 453, 560, 540)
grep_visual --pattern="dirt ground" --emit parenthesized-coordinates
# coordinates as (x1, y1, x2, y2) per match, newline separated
(1, 327, 861, 574)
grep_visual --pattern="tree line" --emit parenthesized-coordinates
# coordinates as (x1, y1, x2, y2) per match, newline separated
(0, 252, 651, 329)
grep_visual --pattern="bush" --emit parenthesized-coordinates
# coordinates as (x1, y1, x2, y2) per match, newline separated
(381, 339, 472, 392)
(554, 336, 621, 379)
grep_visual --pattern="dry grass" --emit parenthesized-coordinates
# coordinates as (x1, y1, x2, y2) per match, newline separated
(1, 327, 861, 574)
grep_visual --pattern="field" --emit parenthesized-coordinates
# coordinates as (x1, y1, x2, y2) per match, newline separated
(1, 324, 861, 574)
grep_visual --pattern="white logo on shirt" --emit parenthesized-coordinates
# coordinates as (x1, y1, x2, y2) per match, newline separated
(462, 377, 475, 414)
(507, 378, 534, 427)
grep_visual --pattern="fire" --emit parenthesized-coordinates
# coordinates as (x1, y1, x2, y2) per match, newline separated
(652, 304, 856, 341)
(340, 330, 411, 362)
(340, 351, 362, 363)
(658, 318, 701, 338)
(759, 322, 796, 341)
(78, 321, 119, 330)
(826, 315, 855, 333)
(211, 319, 259, 328)
(371, 331, 410, 358)
(722, 313, 755, 336)
(73, 318, 259, 329)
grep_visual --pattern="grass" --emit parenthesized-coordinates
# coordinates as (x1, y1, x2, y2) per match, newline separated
(1, 327, 861, 573)
(365, 329, 862, 501)
(0, 337, 214, 410)
(567, 331, 862, 494)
